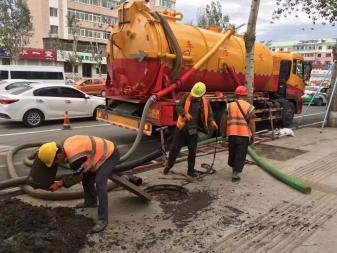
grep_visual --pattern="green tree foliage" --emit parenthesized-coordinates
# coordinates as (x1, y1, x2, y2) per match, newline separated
(197, 0, 231, 29)
(272, 0, 337, 26)
(0, 0, 33, 62)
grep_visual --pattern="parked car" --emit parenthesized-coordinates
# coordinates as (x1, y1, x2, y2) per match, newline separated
(0, 84, 105, 127)
(302, 86, 328, 106)
(75, 78, 106, 96)
(0, 65, 65, 84)
(0, 79, 41, 92)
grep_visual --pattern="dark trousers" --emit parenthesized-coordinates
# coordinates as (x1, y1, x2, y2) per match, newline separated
(228, 136, 249, 173)
(167, 128, 198, 173)
(82, 149, 120, 221)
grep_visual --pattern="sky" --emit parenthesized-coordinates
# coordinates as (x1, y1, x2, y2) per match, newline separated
(175, 0, 337, 42)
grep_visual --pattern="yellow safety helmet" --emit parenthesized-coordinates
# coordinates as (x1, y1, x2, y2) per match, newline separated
(191, 82, 206, 98)
(38, 142, 59, 168)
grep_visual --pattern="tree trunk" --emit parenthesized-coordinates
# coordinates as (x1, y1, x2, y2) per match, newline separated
(244, 0, 261, 103)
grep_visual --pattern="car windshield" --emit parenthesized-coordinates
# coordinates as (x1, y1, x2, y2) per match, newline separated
(8, 86, 32, 95)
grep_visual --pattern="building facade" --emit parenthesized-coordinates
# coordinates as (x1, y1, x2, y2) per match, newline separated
(269, 39, 336, 70)
(1, 0, 176, 80)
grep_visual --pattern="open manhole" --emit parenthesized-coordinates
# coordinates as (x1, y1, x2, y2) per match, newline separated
(254, 144, 307, 161)
(145, 184, 189, 202)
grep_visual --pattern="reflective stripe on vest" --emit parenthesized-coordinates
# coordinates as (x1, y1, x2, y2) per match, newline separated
(63, 135, 115, 172)
(176, 94, 209, 129)
(226, 100, 252, 137)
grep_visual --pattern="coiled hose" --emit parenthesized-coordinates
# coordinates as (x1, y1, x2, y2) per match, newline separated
(0, 142, 163, 200)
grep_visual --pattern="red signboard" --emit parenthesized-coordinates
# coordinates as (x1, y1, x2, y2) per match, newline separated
(20, 48, 57, 61)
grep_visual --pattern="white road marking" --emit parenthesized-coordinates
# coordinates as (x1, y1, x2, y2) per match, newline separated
(294, 112, 325, 119)
(0, 162, 23, 169)
(0, 123, 111, 137)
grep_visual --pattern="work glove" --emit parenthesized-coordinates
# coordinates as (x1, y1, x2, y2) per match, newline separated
(210, 120, 218, 130)
(184, 113, 192, 121)
(49, 181, 64, 192)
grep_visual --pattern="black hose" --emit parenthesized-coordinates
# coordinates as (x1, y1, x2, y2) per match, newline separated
(113, 149, 163, 173)
(153, 11, 182, 82)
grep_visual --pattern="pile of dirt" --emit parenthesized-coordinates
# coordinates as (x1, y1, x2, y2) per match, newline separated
(0, 199, 94, 253)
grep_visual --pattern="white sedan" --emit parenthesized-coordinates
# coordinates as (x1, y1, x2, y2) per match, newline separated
(0, 84, 105, 127)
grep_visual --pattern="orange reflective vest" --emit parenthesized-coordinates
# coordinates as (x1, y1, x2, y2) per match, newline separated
(176, 94, 209, 129)
(226, 100, 254, 137)
(63, 135, 115, 173)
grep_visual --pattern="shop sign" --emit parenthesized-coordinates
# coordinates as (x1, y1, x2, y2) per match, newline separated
(20, 48, 57, 61)
(57, 50, 107, 64)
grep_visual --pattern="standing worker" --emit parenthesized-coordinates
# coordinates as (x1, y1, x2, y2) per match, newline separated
(163, 82, 218, 177)
(225, 86, 256, 181)
(37, 135, 119, 233)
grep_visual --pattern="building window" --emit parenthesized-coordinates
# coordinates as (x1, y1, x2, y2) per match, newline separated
(64, 62, 78, 73)
(50, 25, 58, 35)
(279, 48, 284, 52)
(326, 53, 332, 57)
(103, 32, 110, 39)
(156, 0, 175, 9)
(317, 53, 321, 57)
(326, 61, 331, 65)
(318, 46, 322, 50)
(50, 7, 58, 17)
(328, 46, 332, 50)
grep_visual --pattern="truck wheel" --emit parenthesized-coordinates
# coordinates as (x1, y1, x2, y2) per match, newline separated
(280, 100, 295, 127)
(23, 109, 44, 127)
(316, 98, 323, 106)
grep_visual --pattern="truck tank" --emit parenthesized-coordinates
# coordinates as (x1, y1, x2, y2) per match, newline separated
(106, 1, 274, 101)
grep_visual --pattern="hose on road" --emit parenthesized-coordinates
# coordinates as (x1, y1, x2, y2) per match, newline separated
(248, 146, 312, 194)
(0, 138, 312, 200)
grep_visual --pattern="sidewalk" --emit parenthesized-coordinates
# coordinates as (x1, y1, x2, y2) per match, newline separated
(21, 127, 337, 252)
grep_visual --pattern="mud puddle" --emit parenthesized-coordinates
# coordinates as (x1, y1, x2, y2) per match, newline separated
(0, 199, 94, 253)
(254, 144, 307, 161)
(159, 190, 216, 228)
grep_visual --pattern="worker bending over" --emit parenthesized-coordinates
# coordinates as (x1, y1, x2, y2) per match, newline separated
(225, 86, 256, 181)
(38, 135, 119, 233)
(164, 82, 218, 177)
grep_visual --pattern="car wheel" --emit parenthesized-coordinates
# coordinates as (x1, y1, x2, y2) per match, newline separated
(316, 98, 323, 106)
(23, 109, 44, 127)
(93, 106, 104, 119)
(100, 90, 106, 97)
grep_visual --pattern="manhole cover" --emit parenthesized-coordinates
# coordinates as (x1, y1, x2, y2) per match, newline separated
(254, 144, 307, 161)
(145, 184, 189, 202)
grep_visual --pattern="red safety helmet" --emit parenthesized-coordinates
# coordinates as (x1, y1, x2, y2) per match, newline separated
(234, 86, 248, 96)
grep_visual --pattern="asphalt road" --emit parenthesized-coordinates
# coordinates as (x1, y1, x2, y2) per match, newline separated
(0, 104, 327, 181)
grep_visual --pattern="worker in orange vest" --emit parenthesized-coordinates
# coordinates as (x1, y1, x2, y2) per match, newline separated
(225, 86, 256, 181)
(163, 82, 218, 177)
(37, 135, 119, 233)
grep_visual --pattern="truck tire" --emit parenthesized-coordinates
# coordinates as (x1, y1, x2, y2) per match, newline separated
(280, 100, 295, 127)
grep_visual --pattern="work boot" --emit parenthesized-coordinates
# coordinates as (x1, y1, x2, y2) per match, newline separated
(74, 202, 97, 209)
(91, 220, 108, 233)
(232, 171, 241, 182)
(163, 166, 171, 175)
(187, 170, 203, 178)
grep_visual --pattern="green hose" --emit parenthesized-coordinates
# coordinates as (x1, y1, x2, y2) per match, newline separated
(248, 147, 312, 194)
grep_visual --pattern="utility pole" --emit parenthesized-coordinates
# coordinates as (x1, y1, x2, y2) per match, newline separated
(327, 42, 337, 127)
(244, 0, 261, 103)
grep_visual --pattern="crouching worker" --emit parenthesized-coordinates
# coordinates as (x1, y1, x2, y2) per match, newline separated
(163, 82, 218, 177)
(37, 135, 119, 233)
(225, 86, 255, 182)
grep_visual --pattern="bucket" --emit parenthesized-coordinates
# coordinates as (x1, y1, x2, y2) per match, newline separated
(27, 158, 58, 190)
